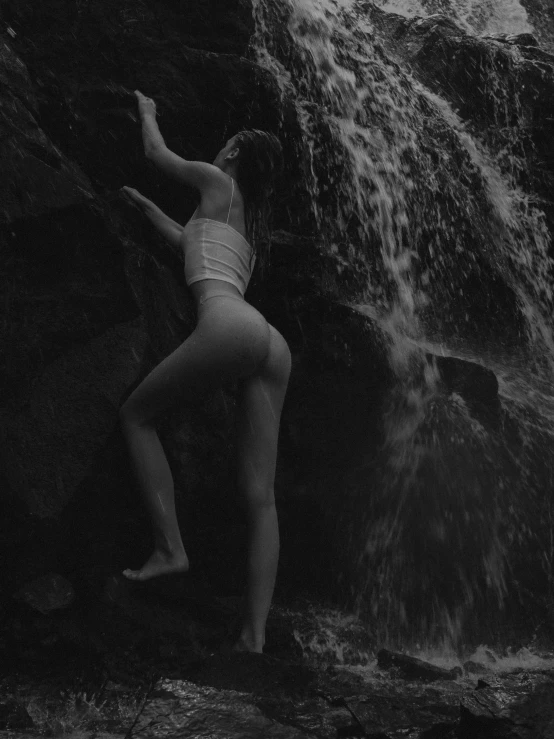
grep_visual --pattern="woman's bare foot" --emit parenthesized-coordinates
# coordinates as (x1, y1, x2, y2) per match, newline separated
(122, 548, 189, 581)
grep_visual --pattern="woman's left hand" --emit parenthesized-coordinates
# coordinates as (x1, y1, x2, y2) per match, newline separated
(120, 186, 150, 211)
(135, 90, 157, 118)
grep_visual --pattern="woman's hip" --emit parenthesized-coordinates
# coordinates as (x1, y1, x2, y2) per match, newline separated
(195, 295, 271, 373)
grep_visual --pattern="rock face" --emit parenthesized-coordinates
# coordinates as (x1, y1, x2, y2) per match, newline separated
(0, 0, 279, 592)
(14, 573, 74, 615)
(0, 0, 553, 649)
(0, 42, 92, 222)
(522, 0, 554, 52)
(6, 319, 146, 517)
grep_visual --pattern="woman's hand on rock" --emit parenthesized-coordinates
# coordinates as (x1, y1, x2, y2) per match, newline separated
(135, 90, 157, 118)
(120, 186, 149, 210)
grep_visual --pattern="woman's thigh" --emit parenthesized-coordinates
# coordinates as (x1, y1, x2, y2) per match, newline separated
(121, 298, 270, 425)
(236, 324, 292, 500)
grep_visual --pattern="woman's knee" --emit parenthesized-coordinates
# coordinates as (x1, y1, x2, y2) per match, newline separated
(243, 486, 276, 513)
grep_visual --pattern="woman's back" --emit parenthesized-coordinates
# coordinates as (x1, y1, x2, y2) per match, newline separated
(181, 177, 255, 297)
(190, 174, 247, 240)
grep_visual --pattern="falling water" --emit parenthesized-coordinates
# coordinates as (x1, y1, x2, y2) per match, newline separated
(250, 0, 554, 645)
(374, 0, 533, 35)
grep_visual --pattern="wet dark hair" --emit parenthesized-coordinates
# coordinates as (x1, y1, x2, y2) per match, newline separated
(233, 129, 284, 276)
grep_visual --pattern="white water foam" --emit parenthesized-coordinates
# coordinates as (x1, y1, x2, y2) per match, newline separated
(408, 643, 554, 674)
(375, 0, 533, 35)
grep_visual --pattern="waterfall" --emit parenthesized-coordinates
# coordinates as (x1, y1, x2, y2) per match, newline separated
(250, 0, 554, 645)
(374, 0, 533, 35)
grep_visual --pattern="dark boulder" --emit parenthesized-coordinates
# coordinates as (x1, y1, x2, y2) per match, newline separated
(14, 573, 75, 615)
(377, 649, 463, 681)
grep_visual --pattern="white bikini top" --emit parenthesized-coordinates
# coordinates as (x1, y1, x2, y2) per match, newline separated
(181, 178, 255, 296)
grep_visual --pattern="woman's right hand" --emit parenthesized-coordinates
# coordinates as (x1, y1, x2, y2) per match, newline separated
(134, 90, 157, 119)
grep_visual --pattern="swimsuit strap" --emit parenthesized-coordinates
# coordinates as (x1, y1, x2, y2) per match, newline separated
(226, 178, 234, 224)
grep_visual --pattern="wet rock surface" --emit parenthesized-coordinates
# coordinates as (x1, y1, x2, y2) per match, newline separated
(134, 675, 313, 739)
(521, 0, 554, 53)
(377, 649, 463, 682)
(2, 604, 554, 739)
(2, 587, 553, 739)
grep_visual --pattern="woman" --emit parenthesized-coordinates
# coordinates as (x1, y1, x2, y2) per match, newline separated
(119, 90, 291, 654)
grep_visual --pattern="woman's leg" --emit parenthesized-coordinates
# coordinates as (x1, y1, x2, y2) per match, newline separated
(120, 302, 270, 581)
(119, 415, 188, 581)
(234, 326, 291, 652)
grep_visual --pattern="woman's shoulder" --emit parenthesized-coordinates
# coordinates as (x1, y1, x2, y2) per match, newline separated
(203, 174, 242, 204)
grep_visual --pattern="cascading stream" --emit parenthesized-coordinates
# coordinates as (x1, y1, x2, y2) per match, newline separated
(374, 0, 533, 35)
(250, 0, 554, 645)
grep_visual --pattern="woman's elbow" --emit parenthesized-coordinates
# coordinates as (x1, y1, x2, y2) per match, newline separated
(168, 227, 184, 250)
(144, 143, 165, 161)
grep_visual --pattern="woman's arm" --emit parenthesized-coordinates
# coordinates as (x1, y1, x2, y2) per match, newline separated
(120, 186, 183, 253)
(135, 91, 165, 155)
(135, 90, 224, 191)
